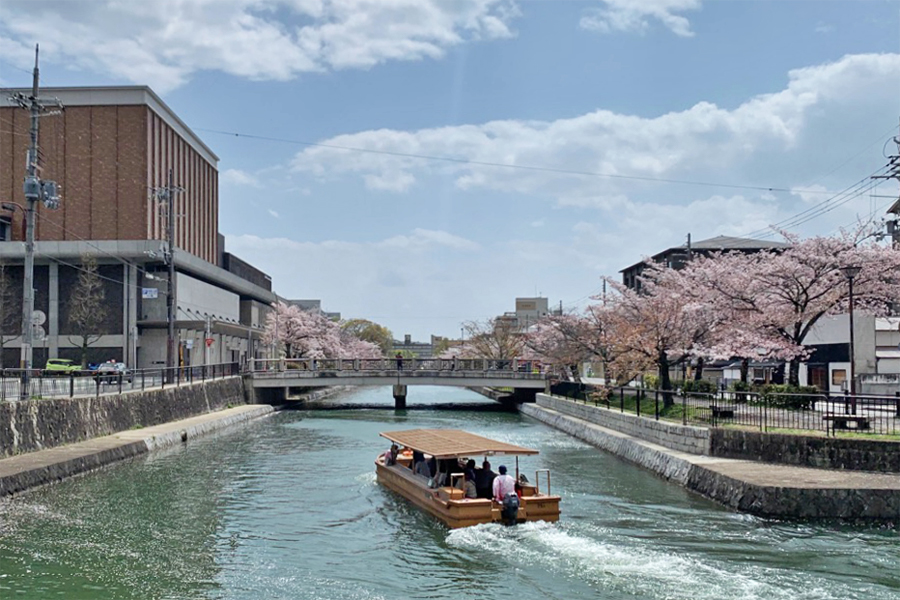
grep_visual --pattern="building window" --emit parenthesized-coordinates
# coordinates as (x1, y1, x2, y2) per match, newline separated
(0, 218, 10, 241)
(832, 369, 847, 386)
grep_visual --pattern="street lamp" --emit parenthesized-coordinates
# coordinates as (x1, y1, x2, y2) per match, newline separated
(840, 265, 862, 414)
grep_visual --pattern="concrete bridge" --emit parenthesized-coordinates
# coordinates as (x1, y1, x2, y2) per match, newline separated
(247, 358, 550, 407)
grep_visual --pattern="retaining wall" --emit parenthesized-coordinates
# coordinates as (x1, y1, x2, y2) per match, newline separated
(536, 394, 710, 455)
(710, 429, 900, 473)
(0, 377, 247, 458)
(522, 403, 900, 519)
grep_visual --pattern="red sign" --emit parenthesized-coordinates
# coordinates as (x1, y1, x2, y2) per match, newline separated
(205, 338, 214, 347)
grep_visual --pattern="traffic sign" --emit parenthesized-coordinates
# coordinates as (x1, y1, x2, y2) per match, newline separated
(31, 310, 46, 325)
(142, 287, 158, 299)
(205, 338, 214, 347)
(31, 324, 45, 341)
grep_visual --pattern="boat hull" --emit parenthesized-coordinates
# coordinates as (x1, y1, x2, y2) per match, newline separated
(375, 458, 560, 529)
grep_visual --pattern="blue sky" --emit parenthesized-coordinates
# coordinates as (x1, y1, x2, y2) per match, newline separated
(2, 0, 900, 340)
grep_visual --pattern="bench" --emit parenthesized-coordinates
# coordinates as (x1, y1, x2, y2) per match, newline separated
(710, 406, 735, 419)
(823, 415, 870, 430)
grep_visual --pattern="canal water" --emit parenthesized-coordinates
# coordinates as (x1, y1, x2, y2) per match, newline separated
(1, 386, 898, 600)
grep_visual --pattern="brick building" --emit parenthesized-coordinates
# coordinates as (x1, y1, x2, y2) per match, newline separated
(0, 86, 274, 369)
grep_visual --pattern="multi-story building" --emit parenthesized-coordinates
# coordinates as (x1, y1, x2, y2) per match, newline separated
(0, 86, 275, 368)
(287, 299, 341, 321)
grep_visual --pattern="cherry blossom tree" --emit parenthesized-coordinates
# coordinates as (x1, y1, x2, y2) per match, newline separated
(600, 267, 720, 405)
(264, 302, 381, 359)
(460, 318, 525, 360)
(680, 226, 900, 385)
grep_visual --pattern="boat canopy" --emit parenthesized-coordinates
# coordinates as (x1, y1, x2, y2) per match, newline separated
(379, 429, 539, 459)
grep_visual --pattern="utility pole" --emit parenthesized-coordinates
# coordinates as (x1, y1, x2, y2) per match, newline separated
(8, 45, 62, 400)
(151, 169, 182, 381)
(686, 233, 693, 260)
(205, 314, 211, 366)
(876, 128, 900, 249)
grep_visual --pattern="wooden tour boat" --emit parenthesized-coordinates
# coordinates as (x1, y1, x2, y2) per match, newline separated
(375, 428, 561, 529)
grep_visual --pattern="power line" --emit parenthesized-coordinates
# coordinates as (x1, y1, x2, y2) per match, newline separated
(195, 127, 843, 197)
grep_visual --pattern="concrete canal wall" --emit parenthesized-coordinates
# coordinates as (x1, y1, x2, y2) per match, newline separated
(534, 394, 710, 455)
(710, 429, 900, 473)
(0, 404, 275, 498)
(0, 377, 247, 459)
(524, 395, 900, 519)
(534, 394, 900, 473)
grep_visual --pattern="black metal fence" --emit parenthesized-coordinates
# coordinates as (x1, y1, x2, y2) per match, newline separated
(0, 363, 240, 402)
(553, 385, 900, 437)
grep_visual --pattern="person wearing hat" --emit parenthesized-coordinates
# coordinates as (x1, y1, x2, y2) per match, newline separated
(492, 464, 516, 503)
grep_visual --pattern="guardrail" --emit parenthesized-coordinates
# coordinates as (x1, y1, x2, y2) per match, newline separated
(250, 357, 548, 376)
(0, 363, 240, 402)
(552, 384, 900, 437)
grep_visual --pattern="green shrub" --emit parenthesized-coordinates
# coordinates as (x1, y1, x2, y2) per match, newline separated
(682, 379, 717, 394)
(730, 381, 751, 392)
(642, 374, 659, 389)
(754, 384, 820, 410)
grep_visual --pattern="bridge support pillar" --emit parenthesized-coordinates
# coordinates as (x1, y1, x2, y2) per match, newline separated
(393, 384, 407, 409)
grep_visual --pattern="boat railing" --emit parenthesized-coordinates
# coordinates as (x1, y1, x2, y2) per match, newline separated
(534, 469, 551, 496)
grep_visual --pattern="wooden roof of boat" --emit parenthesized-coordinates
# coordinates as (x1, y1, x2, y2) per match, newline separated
(379, 429, 539, 459)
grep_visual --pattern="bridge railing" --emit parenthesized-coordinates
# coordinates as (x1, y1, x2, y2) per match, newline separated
(249, 357, 548, 378)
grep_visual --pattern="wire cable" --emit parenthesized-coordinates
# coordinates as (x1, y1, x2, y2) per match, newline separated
(195, 127, 842, 197)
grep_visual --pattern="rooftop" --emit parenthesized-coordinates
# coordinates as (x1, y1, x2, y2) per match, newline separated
(379, 429, 539, 459)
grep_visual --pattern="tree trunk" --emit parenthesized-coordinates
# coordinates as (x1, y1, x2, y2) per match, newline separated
(694, 356, 704, 381)
(740, 358, 749, 384)
(80, 338, 89, 369)
(787, 359, 800, 386)
(658, 350, 674, 408)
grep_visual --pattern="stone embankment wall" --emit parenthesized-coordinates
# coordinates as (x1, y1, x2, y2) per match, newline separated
(0, 377, 246, 458)
(522, 401, 900, 519)
(536, 394, 710, 455)
(536, 394, 900, 473)
(710, 429, 900, 473)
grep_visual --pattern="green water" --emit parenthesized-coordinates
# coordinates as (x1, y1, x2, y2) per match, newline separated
(0, 386, 898, 599)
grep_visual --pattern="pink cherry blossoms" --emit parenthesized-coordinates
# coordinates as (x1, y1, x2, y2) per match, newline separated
(528, 226, 900, 392)
(263, 302, 382, 359)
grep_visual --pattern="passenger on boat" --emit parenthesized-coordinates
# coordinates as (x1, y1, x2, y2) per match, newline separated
(382, 444, 399, 466)
(475, 460, 496, 499)
(413, 451, 432, 478)
(456, 471, 477, 499)
(492, 465, 516, 502)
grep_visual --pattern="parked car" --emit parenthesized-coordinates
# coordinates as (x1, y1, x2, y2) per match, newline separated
(94, 361, 133, 384)
(43, 358, 81, 376)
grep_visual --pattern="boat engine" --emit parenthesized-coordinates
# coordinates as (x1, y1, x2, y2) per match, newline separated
(501, 492, 519, 525)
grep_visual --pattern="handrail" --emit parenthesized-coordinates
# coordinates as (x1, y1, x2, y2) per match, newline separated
(0, 362, 240, 402)
(534, 469, 551, 496)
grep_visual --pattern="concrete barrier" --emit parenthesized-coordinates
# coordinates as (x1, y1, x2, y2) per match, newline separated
(0, 377, 247, 458)
(536, 394, 710, 455)
(0, 404, 275, 497)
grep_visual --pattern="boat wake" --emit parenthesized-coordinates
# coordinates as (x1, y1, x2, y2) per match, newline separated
(447, 521, 876, 600)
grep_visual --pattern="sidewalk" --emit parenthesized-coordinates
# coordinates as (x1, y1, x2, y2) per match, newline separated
(0, 404, 275, 497)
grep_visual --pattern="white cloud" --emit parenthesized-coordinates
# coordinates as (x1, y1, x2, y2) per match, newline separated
(580, 0, 702, 37)
(268, 209, 280, 218)
(381, 228, 480, 251)
(290, 53, 900, 218)
(815, 22, 835, 34)
(221, 169, 261, 187)
(0, 0, 519, 93)
(791, 184, 828, 204)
